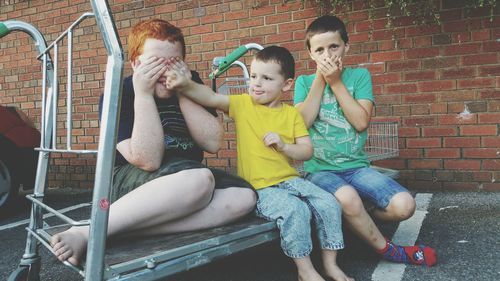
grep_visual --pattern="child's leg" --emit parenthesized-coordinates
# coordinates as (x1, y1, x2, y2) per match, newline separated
(293, 256, 326, 281)
(51, 168, 215, 265)
(321, 250, 354, 281)
(348, 167, 415, 222)
(289, 178, 352, 280)
(256, 185, 323, 281)
(308, 168, 436, 266)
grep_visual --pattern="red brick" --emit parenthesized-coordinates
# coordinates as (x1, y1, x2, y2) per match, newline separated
(463, 53, 498, 65)
(483, 183, 500, 191)
(483, 41, 500, 52)
(443, 137, 480, 148)
(439, 114, 477, 125)
(482, 160, 500, 170)
(387, 60, 420, 71)
(406, 47, 440, 59)
(399, 149, 423, 158)
(399, 127, 420, 137)
(441, 68, 476, 79)
(371, 73, 401, 84)
(478, 113, 500, 124)
(460, 125, 497, 136)
(423, 127, 458, 137)
(408, 159, 443, 169)
(444, 160, 481, 170)
(403, 116, 437, 127)
(426, 148, 460, 158)
(458, 78, 495, 89)
(407, 138, 441, 148)
(403, 93, 436, 104)
(265, 13, 291, 24)
(479, 65, 500, 76)
(371, 51, 403, 62)
(444, 43, 481, 55)
(419, 80, 456, 92)
(404, 71, 436, 81)
(386, 83, 418, 94)
(463, 148, 500, 158)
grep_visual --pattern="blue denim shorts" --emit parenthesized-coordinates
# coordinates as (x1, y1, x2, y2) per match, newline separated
(305, 167, 408, 209)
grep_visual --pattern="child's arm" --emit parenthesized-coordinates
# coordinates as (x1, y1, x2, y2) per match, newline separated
(321, 56, 373, 132)
(165, 57, 230, 112)
(295, 69, 326, 128)
(263, 132, 313, 161)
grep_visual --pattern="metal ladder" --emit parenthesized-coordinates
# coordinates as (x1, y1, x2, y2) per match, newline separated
(1, 1, 123, 280)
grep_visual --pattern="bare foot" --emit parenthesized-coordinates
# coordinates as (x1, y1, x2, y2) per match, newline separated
(324, 264, 354, 281)
(298, 270, 325, 281)
(50, 226, 89, 265)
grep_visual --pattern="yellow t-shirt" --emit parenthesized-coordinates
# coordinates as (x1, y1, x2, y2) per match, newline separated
(229, 94, 309, 189)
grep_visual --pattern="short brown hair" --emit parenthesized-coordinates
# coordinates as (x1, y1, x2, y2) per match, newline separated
(254, 46, 295, 80)
(306, 15, 348, 51)
(128, 19, 186, 62)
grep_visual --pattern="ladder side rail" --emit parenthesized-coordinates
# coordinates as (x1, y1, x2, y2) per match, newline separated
(0, 20, 56, 269)
(85, 1, 124, 280)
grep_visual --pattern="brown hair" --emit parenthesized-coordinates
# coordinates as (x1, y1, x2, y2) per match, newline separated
(254, 46, 295, 80)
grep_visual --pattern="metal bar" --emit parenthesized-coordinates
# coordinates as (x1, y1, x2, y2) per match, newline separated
(67, 30, 73, 150)
(36, 13, 94, 59)
(34, 148, 98, 154)
(41, 54, 47, 147)
(26, 195, 90, 226)
(85, 1, 124, 280)
(52, 43, 58, 149)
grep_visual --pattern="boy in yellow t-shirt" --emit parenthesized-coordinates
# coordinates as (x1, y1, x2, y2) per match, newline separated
(165, 46, 353, 281)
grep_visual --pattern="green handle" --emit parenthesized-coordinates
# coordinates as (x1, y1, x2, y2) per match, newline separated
(209, 45, 249, 79)
(0, 22, 10, 38)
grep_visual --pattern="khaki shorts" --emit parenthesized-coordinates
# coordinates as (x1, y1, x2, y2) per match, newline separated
(111, 156, 254, 203)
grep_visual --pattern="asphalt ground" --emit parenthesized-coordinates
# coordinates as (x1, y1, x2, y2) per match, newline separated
(0, 190, 499, 281)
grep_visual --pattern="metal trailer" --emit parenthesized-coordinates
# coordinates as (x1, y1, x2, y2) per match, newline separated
(1, 4, 400, 280)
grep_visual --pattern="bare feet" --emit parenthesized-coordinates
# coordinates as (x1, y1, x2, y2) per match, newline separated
(324, 264, 354, 281)
(298, 270, 325, 281)
(50, 226, 89, 266)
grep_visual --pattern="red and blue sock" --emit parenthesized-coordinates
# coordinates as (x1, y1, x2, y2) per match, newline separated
(376, 238, 437, 266)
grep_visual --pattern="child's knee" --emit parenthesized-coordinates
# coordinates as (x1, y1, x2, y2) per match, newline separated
(388, 192, 416, 220)
(335, 186, 364, 217)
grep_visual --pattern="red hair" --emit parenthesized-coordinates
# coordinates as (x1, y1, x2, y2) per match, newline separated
(128, 19, 186, 62)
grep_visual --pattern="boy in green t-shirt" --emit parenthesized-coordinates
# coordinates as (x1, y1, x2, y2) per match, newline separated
(167, 46, 353, 281)
(294, 15, 436, 266)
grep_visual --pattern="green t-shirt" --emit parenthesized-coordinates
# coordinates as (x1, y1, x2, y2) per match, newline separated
(294, 67, 374, 172)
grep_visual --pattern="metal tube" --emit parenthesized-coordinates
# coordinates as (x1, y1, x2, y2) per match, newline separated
(85, 1, 124, 280)
(26, 195, 90, 226)
(67, 30, 73, 150)
(52, 44, 58, 149)
(41, 54, 47, 148)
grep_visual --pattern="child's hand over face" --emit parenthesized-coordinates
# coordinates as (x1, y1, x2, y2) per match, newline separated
(165, 57, 192, 91)
(131, 56, 168, 96)
(318, 55, 343, 85)
(263, 132, 287, 152)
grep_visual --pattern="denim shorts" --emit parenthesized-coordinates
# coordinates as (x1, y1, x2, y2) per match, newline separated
(255, 177, 344, 258)
(305, 167, 408, 209)
(111, 156, 254, 203)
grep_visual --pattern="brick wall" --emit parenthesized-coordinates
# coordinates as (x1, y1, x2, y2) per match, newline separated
(0, 0, 498, 191)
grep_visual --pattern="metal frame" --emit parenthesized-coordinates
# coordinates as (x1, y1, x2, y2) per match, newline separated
(2, 1, 123, 280)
